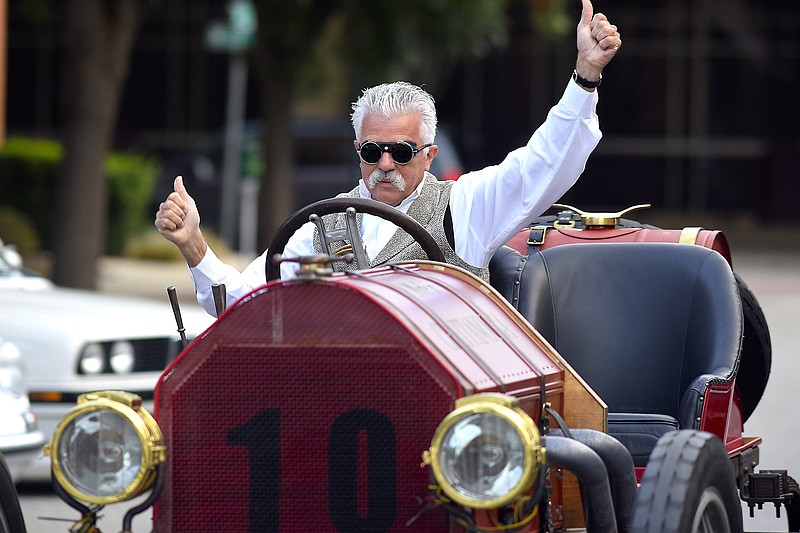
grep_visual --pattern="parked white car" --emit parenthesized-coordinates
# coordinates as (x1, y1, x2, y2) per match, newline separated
(0, 240, 214, 479)
(0, 335, 45, 483)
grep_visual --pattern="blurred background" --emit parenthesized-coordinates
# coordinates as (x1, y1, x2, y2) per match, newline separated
(4, 3, 800, 530)
(0, 0, 797, 288)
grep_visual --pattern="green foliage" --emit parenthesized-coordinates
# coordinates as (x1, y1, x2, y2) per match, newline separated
(335, 0, 509, 90)
(105, 152, 160, 255)
(531, 0, 571, 39)
(0, 138, 61, 250)
(0, 207, 40, 255)
(0, 137, 161, 255)
(123, 228, 232, 262)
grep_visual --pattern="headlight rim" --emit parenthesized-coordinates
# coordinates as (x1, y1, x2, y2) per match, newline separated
(427, 393, 543, 509)
(48, 391, 164, 505)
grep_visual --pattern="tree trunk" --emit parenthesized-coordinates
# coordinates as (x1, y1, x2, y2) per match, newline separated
(52, 0, 141, 288)
(256, 70, 295, 251)
(251, 3, 297, 251)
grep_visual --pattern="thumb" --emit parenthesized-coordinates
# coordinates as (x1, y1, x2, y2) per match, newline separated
(580, 0, 593, 27)
(174, 175, 192, 203)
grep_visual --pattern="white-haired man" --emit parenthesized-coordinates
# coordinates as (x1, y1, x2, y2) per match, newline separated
(155, 0, 622, 316)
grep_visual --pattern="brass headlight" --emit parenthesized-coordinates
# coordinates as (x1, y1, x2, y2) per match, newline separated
(423, 393, 545, 509)
(46, 390, 165, 505)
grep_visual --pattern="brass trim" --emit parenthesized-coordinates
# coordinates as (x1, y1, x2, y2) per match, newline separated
(553, 203, 651, 228)
(679, 226, 703, 245)
(424, 393, 544, 509)
(48, 391, 165, 505)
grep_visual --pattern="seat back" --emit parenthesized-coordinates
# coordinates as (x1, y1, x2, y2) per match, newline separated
(490, 243, 743, 426)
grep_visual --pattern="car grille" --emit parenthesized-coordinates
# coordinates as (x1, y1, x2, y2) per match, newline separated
(75, 337, 188, 375)
(131, 338, 185, 372)
(154, 283, 459, 532)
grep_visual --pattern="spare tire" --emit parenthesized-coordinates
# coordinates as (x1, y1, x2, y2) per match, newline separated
(734, 272, 772, 421)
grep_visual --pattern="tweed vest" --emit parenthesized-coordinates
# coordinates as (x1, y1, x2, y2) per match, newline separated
(312, 173, 489, 281)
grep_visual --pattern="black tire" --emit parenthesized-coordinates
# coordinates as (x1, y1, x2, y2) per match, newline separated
(630, 430, 742, 533)
(734, 272, 772, 421)
(0, 454, 26, 533)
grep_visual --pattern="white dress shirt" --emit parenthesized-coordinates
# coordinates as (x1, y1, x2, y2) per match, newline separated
(190, 79, 601, 315)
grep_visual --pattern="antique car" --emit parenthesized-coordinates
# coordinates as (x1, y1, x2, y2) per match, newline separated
(32, 201, 800, 532)
(0, 239, 214, 480)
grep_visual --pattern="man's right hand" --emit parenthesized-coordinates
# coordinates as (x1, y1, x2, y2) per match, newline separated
(154, 175, 208, 266)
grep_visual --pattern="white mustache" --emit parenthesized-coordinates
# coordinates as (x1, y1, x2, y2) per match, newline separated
(367, 170, 405, 192)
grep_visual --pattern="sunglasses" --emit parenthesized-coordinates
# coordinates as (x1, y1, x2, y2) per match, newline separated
(356, 140, 432, 165)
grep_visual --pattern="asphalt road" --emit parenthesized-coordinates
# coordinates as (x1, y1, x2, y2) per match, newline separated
(14, 249, 800, 533)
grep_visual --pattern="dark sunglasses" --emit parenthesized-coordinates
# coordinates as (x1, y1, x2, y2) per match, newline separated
(356, 140, 432, 165)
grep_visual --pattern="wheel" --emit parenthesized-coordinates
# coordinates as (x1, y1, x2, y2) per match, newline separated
(266, 197, 446, 280)
(630, 430, 742, 533)
(0, 454, 26, 533)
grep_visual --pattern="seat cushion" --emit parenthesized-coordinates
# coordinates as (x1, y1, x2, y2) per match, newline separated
(608, 412, 680, 467)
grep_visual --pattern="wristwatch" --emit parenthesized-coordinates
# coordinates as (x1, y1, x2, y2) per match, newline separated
(572, 69, 602, 89)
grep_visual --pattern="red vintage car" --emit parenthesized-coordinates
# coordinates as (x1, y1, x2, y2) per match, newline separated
(15, 200, 798, 533)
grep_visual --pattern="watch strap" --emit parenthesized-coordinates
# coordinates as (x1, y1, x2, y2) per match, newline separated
(572, 69, 602, 89)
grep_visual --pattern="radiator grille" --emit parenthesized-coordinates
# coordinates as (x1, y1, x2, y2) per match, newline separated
(155, 283, 459, 532)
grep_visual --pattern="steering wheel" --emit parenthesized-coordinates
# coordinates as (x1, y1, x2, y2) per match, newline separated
(266, 197, 446, 280)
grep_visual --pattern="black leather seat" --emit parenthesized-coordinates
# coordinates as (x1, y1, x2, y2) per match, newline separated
(490, 243, 743, 466)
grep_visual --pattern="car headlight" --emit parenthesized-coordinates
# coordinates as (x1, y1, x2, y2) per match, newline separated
(45, 390, 165, 505)
(78, 341, 137, 375)
(422, 393, 545, 509)
(78, 343, 106, 375)
(109, 341, 135, 374)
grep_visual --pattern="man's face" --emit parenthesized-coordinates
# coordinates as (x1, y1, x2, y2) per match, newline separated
(354, 113, 438, 206)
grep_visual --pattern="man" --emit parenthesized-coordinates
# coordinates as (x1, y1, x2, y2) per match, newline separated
(155, 0, 621, 316)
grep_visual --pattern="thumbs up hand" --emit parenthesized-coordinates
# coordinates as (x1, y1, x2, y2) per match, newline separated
(575, 0, 621, 87)
(154, 175, 208, 266)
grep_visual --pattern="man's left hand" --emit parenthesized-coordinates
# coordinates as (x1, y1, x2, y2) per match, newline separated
(575, 0, 622, 83)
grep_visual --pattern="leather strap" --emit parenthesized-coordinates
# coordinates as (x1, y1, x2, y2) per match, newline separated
(526, 226, 549, 255)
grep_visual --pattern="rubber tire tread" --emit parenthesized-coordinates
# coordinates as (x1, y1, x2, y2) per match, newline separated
(0, 454, 26, 533)
(630, 430, 742, 533)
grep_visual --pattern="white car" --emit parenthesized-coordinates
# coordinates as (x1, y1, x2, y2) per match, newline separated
(0, 335, 45, 483)
(0, 241, 214, 479)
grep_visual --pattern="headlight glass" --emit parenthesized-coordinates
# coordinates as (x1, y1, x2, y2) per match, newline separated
(424, 393, 543, 509)
(438, 413, 525, 501)
(57, 409, 143, 498)
(109, 341, 135, 374)
(47, 391, 165, 505)
(79, 343, 105, 374)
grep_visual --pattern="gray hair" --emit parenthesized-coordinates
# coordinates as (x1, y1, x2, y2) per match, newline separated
(351, 81, 438, 145)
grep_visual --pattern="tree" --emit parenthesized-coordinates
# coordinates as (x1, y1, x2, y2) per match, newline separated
(37, 0, 509, 287)
(250, 0, 508, 249)
(51, 1, 147, 289)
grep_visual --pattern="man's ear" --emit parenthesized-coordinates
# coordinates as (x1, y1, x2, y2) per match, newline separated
(424, 144, 439, 171)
